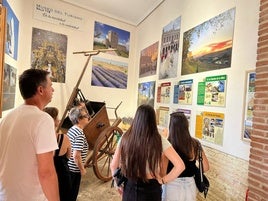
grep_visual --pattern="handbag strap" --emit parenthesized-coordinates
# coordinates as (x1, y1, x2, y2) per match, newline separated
(198, 141, 204, 182)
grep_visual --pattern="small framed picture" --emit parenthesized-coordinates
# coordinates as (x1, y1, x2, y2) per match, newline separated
(0, 7, 7, 118)
(242, 70, 256, 141)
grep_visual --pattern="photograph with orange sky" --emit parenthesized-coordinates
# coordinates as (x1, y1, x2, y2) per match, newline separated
(139, 41, 159, 78)
(181, 8, 236, 75)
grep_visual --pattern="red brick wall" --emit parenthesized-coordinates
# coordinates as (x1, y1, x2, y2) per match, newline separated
(248, 0, 268, 200)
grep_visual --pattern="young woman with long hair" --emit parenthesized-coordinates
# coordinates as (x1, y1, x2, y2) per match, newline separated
(162, 112, 209, 201)
(110, 104, 185, 201)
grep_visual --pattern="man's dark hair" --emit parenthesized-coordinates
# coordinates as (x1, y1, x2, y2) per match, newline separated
(19, 69, 49, 99)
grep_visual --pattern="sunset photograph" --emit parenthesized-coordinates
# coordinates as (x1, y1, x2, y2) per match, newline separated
(181, 8, 236, 75)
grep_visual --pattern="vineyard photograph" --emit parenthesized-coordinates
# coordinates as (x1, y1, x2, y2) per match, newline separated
(91, 57, 128, 89)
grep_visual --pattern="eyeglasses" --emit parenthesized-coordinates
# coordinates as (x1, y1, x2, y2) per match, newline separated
(80, 114, 90, 119)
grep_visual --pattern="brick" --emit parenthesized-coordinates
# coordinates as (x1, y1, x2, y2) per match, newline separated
(250, 160, 268, 172)
(248, 178, 261, 187)
(257, 46, 268, 54)
(259, 9, 268, 18)
(250, 149, 268, 160)
(251, 130, 268, 138)
(253, 117, 266, 124)
(255, 86, 268, 91)
(256, 60, 268, 67)
(253, 104, 267, 110)
(263, 184, 268, 192)
(259, 14, 268, 24)
(255, 72, 268, 79)
(251, 141, 264, 149)
(257, 52, 268, 60)
(257, 40, 268, 48)
(255, 66, 268, 72)
(251, 135, 268, 144)
(252, 110, 268, 118)
(258, 34, 268, 42)
(255, 79, 268, 85)
(254, 98, 268, 104)
(259, 15, 268, 24)
(249, 183, 268, 198)
(249, 152, 263, 162)
(260, 1, 268, 11)
(254, 92, 268, 98)
(253, 123, 268, 130)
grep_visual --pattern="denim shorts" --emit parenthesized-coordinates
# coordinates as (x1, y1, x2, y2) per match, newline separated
(162, 177, 196, 201)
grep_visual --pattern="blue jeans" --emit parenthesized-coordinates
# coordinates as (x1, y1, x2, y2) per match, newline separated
(162, 177, 196, 201)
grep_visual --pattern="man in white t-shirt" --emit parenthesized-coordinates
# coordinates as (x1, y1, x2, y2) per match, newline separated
(0, 69, 60, 201)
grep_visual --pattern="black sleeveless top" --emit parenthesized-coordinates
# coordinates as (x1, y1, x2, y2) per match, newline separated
(54, 134, 69, 165)
(167, 156, 197, 177)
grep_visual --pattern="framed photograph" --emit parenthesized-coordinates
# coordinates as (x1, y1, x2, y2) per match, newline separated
(31, 27, 67, 83)
(139, 41, 158, 78)
(91, 56, 128, 89)
(159, 16, 181, 80)
(181, 8, 235, 75)
(93, 21, 130, 58)
(0, 6, 7, 117)
(242, 70, 256, 141)
(3, 0, 19, 60)
(137, 81, 156, 107)
(3, 63, 17, 111)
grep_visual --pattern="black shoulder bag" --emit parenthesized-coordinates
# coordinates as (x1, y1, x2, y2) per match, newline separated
(194, 141, 209, 198)
(111, 168, 128, 188)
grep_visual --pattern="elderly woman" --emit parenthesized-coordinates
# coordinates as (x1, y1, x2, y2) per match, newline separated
(67, 106, 90, 201)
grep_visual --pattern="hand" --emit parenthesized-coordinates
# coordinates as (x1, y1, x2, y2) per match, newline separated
(81, 168, 87, 176)
(157, 177, 165, 185)
(161, 128, 168, 138)
(157, 177, 162, 185)
(117, 186, 123, 195)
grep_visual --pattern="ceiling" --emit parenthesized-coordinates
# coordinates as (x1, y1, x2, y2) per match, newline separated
(61, 0, 165, 26)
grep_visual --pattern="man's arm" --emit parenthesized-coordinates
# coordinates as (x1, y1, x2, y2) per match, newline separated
(37, 151, 60, 201)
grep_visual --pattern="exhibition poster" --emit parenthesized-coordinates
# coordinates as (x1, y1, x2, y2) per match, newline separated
(156, 106, 169, 128)
(173, 79, 193, 104)
(197, 74, 227, 107)
(242, 70, 255, 141)
(157, 82, 171, 104)
(195, 111, 224, 146)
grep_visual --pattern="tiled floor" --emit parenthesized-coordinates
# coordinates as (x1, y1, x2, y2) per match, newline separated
(77, 146, 249, 201)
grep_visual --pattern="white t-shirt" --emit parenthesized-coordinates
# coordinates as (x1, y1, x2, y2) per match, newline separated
(0, 105, 58, 201)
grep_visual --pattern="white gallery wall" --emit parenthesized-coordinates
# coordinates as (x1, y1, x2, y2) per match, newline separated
(136, 0, 259, 160)
(3, 0, 137, 120)
(1, 0, 259, 160)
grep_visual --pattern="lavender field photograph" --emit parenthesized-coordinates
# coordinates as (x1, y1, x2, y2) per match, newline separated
(91, 57, 128, 89)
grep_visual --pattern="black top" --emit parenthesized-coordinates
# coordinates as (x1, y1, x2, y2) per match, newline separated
(167, 156, 197, 177)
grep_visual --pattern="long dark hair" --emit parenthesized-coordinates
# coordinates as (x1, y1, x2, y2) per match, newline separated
(120, 104, 162, 181)
(168, 112, 198, 160)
